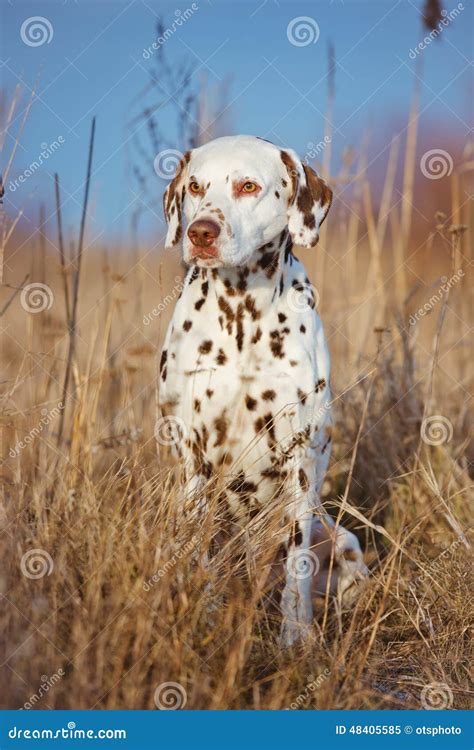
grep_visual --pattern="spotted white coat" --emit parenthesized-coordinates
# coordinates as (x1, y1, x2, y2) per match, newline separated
(159, 136, 367, 645)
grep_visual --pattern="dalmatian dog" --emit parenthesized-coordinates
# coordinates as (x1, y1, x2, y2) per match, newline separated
(159, 135, 367, 645)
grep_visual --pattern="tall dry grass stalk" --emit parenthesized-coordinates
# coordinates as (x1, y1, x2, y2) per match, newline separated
(57, 117, 96, 448)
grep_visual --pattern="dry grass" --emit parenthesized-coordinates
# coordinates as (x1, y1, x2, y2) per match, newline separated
(0, 88, 473, 710)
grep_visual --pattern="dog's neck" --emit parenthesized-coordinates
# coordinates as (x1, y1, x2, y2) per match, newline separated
(187, 229, 294, 304)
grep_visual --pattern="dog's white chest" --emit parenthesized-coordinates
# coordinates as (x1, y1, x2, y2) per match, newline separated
(159, 255, 331, 487)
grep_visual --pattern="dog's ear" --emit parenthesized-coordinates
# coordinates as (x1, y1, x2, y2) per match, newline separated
(281, 149, 333, 248)
(163, 151, 192, 248)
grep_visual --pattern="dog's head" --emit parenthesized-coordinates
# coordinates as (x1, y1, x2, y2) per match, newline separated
(163, 135, 332, 268)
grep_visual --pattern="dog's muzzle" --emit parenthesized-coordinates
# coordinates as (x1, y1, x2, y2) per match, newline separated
(187, 219, 221, 259)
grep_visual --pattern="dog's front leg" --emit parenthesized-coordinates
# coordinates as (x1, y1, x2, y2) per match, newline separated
(280, 484, 315, 647)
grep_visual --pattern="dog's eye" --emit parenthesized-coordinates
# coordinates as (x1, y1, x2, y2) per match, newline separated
(241, 182, 258, 193)
(189, 182, 201, 194)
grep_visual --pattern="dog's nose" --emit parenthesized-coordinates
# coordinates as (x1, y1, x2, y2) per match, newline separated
(187, 219, 221, 248)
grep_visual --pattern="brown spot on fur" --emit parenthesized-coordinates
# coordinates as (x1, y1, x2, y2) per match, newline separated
(195, 298, 206, 311)
(160, 349, 167, 381)
(236, 303, 245, 351)
(298, 468, 309, 490)
(244, 294, 261, 320)
(228, 470, 258, 498)
(214, 413, 228, 447)
(321, 434, 332, 454)
(261, 466, 283, 480)
(218, 296, 235, 333)
(217, 451, 233, 466)
(261, 389, 276, 401)
(280, 151, 298, 203)
(343, 549, 359, 562)
(258, 251, 278, 278)
(216, 348, 227, 365)
(255, 412, 276, 448)
(246, 396, 257, 411)
(224, 278, 236, 297)
(190, 429, 212, 478)
(198, 340, 213, 354)
(290, 520, 303, 546)
(269, 330, 285, 359)
(183, 320, 192, 331)
(237, 270, 248, 294)
(251, 327, 262, 344)
(297, 388, 307, 405)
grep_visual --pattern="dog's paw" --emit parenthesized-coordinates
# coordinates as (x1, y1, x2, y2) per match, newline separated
(310, 518, 368, 606)
(280, 620, 313, 648)
(334, 527, 368, 604)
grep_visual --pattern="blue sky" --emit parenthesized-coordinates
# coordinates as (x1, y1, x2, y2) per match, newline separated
(1, 0, 472, 245)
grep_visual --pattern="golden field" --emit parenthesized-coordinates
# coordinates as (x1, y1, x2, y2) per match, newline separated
(0, 88, 472, 710)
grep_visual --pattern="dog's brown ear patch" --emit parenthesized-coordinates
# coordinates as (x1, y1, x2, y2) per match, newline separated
(298, 165, 332, 233)
(280, 150, 298, 203)
(282, 148, 333, 248)
(163, 150, 191, 248)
